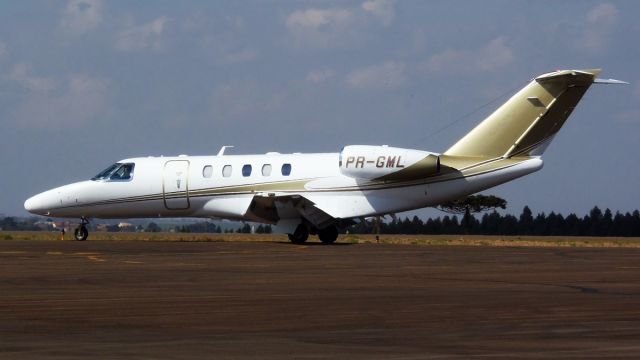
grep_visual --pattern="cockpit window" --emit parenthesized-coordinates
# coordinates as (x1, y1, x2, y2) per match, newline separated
(110, 163, 135, 181)
(91, 163, 135, 181)
(92, 163, 120, 180)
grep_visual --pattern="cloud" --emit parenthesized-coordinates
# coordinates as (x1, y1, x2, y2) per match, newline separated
(12, 73, 110, 128)
(424, 36, 514, 74)
(346, 61, 406, 90)
(59, 0, 103, 34)
(115, 17, 170, 52)
(361, 0, 395, 26)
(184, 14, 258, 65)
(578, 3, 619, 54)
(285, 8, 355, 49)
(199, 36, 259, 65)
(286, 8, 354, 29)
(285, 0, 397, 49)
(9, 63, 57, 92)
(587, 2, 618, 26)
(476, 37, 515, 71)
(306, 69, 335, 84)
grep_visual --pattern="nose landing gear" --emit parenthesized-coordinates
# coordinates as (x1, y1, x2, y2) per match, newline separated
(74, 217, 89, 241)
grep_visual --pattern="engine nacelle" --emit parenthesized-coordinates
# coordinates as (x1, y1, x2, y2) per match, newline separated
(339, 145, 440, 181)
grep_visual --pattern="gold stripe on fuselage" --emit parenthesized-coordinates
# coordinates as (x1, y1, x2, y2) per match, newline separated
(53, 156, 530, 210)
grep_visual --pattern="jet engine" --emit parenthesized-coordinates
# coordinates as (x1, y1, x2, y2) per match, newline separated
(339, 145, 440, 181)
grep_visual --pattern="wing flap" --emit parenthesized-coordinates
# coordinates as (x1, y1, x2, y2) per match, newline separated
(245, 194, 337, 228)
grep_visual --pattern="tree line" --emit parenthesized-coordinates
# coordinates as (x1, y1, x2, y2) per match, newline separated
(347, 206, 640, 237)
(170, 222, 272, 234)
(2, 205, 640, 236)
(0, 217, 273, 234)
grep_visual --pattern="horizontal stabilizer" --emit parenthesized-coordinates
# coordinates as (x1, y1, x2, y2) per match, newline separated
(594, 78, 629, 85)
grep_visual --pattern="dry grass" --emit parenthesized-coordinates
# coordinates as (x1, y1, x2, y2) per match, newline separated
(0, 231, 286, 243)
(3, 231, 640, 248)
(340, 234, 640, 248)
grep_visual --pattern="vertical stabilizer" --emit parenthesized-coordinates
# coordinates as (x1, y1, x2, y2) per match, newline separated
(444, 69, 601, 158)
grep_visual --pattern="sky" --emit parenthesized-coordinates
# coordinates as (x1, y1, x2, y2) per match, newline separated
(1, 0, 638, 218)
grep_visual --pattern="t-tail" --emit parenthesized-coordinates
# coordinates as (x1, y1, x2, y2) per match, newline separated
(444, 69, 627, 158)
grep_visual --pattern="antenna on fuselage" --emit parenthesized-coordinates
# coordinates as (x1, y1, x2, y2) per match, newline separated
(217, 145, 234, 156)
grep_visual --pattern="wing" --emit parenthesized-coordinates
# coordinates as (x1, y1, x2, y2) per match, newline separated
(245, 194, 337, 229)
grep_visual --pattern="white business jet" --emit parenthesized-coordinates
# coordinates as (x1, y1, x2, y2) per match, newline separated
(24, 69, 626, 242)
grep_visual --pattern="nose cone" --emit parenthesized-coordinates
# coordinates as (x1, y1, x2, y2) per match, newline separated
(24, 193, 50, 215)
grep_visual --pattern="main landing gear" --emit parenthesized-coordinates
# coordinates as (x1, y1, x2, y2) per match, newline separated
(317, 226, 338, 244)
(288, 223, 309, 244)
(288, 223, 338, 245)
(74, 217, 89, 241)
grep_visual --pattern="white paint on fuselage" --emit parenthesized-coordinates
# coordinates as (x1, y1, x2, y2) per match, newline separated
(24, 151, 543, 229)
(26, 153, 339, 218)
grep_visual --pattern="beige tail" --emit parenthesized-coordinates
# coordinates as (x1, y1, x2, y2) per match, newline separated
(444, 69, 601, 158)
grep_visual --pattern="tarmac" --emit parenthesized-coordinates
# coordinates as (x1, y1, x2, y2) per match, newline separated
(1, 239, 640, 359)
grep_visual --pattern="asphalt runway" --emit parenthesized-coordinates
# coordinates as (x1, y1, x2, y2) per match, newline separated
(1, 239, 640, 359)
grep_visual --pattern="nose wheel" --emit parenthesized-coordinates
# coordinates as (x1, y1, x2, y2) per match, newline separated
(74, 217, 89, 241)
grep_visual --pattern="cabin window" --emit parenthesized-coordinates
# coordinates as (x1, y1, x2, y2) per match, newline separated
(109, 163, 135, 181)
(281, 163, 291, 176)
(262, 164, 272, 176)
(242, 164, 252, 177)
(202, 165, 213, 178)
(222, 165, 232, 178)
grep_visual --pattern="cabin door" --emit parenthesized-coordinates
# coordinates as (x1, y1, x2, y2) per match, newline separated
(163, 160, 190, 210)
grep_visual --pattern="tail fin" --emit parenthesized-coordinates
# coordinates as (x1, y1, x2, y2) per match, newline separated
(444, 69, 602, 158)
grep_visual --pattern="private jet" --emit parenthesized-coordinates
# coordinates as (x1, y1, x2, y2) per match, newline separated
(24, 69, 626, 242)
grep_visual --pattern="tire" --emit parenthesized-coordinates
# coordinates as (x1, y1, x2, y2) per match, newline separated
(288, 223, 309, 244)
(318, 226, 338, 244)
(74, 226, 88, 241)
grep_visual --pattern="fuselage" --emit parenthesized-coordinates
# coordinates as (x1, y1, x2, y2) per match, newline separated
(24, 151, 543, 225)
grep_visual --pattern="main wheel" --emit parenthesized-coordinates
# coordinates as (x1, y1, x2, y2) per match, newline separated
(318, 226, 338, 244)
(74, 226, 88, 241)
(288, 223, 309, 244)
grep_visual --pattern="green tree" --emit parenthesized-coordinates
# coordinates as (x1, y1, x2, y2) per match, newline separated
(0, 217, 18, 230)
(145, 222, 161, 233)
(436, 194, 507, 234)
(480, 211, 502, 235)
(519, 206, 534, 235)
(564, 213, 581, 236)
(601, 208, 613, 236)
(237, 223, 251, 233)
